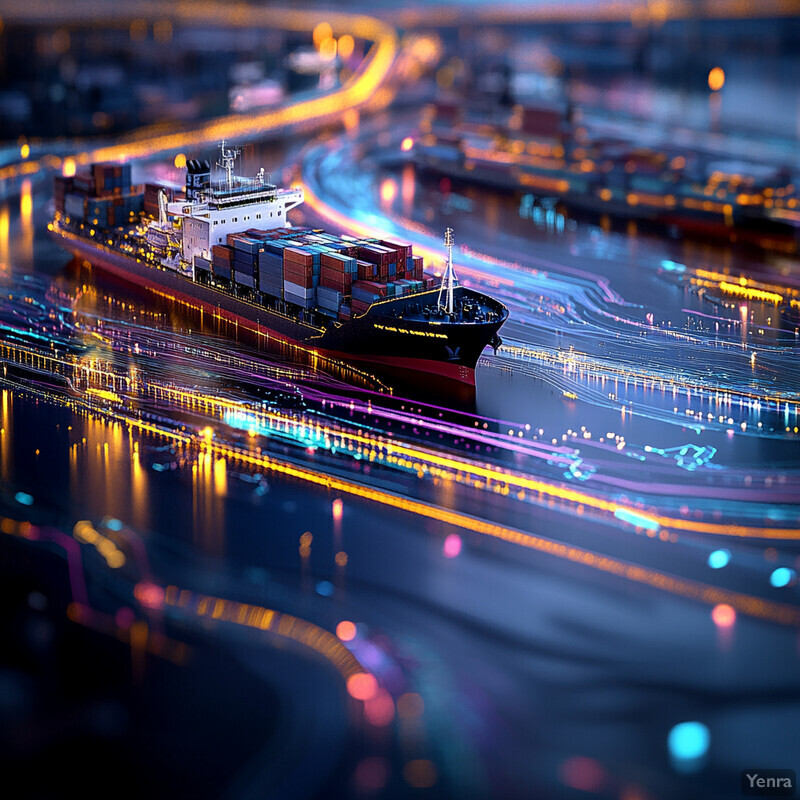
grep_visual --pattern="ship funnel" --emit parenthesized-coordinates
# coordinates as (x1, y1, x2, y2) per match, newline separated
(185, 159, 211, 202)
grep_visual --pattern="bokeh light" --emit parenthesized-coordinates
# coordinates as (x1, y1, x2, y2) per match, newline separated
(708, 66, 726, 91)
(347, 672, 378, 701)
(364, 688, 395, 726)
(403, 760, 437, 789)
(354, 757, 389, 791)
(336, 620, 357, 642)
(559, 756, 606, 792)
(712, 603, 736, 628)
(668, 721, 710, 772)
(770, 567, 795, 588)
(707, 549, 730, 569)
(443, 533, 462, 558)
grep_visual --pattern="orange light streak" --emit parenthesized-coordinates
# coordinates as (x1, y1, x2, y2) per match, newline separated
(165, 586, 366, 679)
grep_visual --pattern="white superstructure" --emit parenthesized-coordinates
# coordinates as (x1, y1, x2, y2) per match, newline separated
(164, 143, 304, 266)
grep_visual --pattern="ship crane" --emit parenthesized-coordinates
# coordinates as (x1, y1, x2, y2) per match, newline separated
(438, 227, 459, 316)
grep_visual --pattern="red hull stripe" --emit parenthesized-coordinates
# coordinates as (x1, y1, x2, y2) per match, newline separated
(317, 348, 477, 385)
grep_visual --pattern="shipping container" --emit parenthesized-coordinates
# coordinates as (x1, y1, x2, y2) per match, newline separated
(317, 286, 343, 312)
(320, 252, 357, 273)
(284, 280, 315, 298)
(357, 244, 395, 266)
(64, 193, 87, 220)
(283, 246, 314, 267)
(380, 239, 413, 260)
(283, 267, 314, 289)
(227, 234, 263, 254)
(194, 256, 212, 274)
(233, 261, 256, 277)
(212, 244, 234, 260)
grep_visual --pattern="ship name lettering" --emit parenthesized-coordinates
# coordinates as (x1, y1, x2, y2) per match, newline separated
(373, 323, 447, 339)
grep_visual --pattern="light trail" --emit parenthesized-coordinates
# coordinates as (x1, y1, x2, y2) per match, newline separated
(160, 439, 800, 628)
(8, 372, 800, 629)
(164, 585, 366, 681)
(500, 342, 800, 413)
(0, 3, 398, 179)
(50, 397, 800, 625)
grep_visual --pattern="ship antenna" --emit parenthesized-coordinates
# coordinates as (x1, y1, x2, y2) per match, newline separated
(438, 227, 458, 316)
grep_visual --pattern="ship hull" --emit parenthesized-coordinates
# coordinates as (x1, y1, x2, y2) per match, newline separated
(53, 229, 505, 387)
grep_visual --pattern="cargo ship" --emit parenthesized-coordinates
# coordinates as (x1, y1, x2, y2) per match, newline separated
(409, 101, 800, 254)
(49, 144, 507, 387)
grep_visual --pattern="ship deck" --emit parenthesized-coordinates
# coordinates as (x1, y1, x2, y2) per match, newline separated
(370, 287, 507, 326)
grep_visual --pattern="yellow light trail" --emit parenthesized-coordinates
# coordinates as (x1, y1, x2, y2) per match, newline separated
(165, 447, 800, 627)
(0, 3, 398, 177)
(87, 7, 398, 163)
(164, 585, 366, 680)
(693, 268, 799, 301)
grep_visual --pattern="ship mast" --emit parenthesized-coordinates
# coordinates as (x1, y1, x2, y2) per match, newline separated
(438, 227, 458, 315)
(217, 140, 241, 191)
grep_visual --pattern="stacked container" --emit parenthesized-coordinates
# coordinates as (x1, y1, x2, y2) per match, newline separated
(317, 286, 343, 316)
(92, 162, 132, 197)
(227, 233, 264, 290)
(211, 244, 234, 281)
(59, 161, 143, 226)
(283, 247, 316, 308)
(351, 280, 387, 315)
(196, 224, 433, 316)
(258, 241, 285, 298)
(320, 252, 357, 295)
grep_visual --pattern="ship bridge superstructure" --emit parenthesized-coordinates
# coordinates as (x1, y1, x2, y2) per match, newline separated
(164, 143, 304, 266)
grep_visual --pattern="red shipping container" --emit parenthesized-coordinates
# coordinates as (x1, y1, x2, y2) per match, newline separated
(321, 265, 352, 284)
(320, 252, 348, 271)
(283, 268, 314, 288)
(355, 280, 388, 297)
(380, 240, 412, 260)
(212, 244, 234, 260)
(284, 260, 313, 275)
(283, 247, 314, 267)
(320, 271, 350, 288)
(321, 273, 348, 286)
(356, 245, 394, 266)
